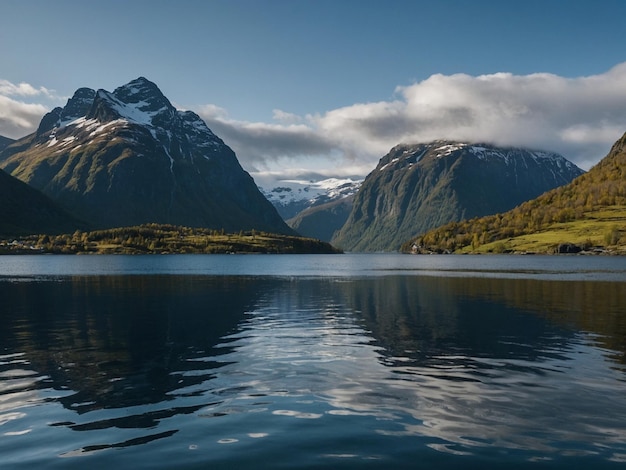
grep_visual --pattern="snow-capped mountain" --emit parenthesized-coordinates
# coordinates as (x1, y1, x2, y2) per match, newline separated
(260, 177, 362, 220)
(332, 140, 585, 252)
(375, 141, 581, 175)
(257, 177, 362, 242)
(0, 77, 293, 234)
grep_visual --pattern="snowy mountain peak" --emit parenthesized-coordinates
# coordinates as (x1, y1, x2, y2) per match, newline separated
(378, 141, 578, 173)
(61, 88, 97, 125)
(112, 77, 175, 121)
(81, 77, 176, 130)
(0, 78, 293, 235)
(36, 87, 96, 135)
(260, 177, 363, 220)
(30, 77, 233, 178)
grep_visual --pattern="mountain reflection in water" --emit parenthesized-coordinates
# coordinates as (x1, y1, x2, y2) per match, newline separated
(0, 274, 625, 469)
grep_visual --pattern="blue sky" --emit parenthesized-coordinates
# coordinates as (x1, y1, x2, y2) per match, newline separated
(2, 0, 626, 183)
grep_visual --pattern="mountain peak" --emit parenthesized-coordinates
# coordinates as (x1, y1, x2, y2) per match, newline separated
(36, 87, 96, 135)
(0, 77, 293, 235)
(81, 77, 176, 129)
(112, 77, 173, 117)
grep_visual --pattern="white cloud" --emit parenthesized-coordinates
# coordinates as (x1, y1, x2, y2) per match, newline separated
(0, 95, 48, 139)
(0, 79, 66, 139)
(272, 109, 303, 125)
(196, 103, 230, 120)
(0, 79, 53, 97)
(4, 67, 626, 175)
(197, 109, 336, 169)
(196, 63, 626, 175)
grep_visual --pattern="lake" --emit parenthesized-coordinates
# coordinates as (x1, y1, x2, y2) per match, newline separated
(1, 254, 625, 469)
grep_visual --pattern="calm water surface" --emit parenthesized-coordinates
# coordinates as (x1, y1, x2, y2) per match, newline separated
(0, 254, 625, 469)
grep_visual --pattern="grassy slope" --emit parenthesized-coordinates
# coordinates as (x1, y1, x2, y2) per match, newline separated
(459, 206, 626, 254)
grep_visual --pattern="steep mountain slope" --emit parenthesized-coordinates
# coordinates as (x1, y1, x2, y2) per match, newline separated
(287, 195, 355, 242)
(332, 141, 584, 252)
(0, 78, 294, 234)
(0, 168, 86, 236)
(0, 135, 14, 152)
(405, 132, 626, 254)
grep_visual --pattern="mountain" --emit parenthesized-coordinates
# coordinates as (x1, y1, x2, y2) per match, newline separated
(261, 177, 361, 219)
(0, 135, 14, 152)
(287, 195, 355, 242)
(0, 77, 294, 234)
(405, 132, 626, 254)
(332, 141, 585, 252)
(0, 168, 86, 236)
(260, 177, 361, 242)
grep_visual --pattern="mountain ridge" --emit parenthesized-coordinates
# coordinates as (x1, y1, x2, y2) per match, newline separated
(404, 133, 626, 254)
(287, 195, 355, 242)
(0, 135, 14, 152)
(260, 177, 361, 241)
(332, 141, 585, 252)
(261, 177, 362, 219)
(0, 77, 294, 235)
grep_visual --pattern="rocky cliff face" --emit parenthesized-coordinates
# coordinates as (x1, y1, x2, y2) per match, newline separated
(0, 77, 294, 234)
(331, 141, 585, 252)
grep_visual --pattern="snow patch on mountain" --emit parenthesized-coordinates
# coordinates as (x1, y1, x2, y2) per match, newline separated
(1, 77, 295, 235)
(262, 178, 361, 205)
(382, 141, 577, 172)
(258, 177, 362, 220)
(43, 78, 225, 163)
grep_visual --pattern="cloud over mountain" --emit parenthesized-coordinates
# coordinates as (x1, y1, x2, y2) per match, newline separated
(0, 80, 60, 139)
(3, 64, 626, 173)
(197, 63, 626, 173)
(0, 95, 48, 139)
(199, 105, 336, 168)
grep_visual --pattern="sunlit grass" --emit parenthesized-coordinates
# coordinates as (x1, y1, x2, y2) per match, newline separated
(463, 206, 626, 254)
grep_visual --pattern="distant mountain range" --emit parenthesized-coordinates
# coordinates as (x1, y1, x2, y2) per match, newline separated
(260, 177, 361, 241)
(406, 133, 626, 254)
(261, 177, 361, 219)
(0, 77, 293, 235)
(331, 141, 585, 252)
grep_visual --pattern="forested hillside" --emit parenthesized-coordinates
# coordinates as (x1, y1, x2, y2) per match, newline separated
(403, 133, 626, 254)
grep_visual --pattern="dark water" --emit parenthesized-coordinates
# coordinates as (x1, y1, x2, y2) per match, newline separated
(0, 255, 625, 469)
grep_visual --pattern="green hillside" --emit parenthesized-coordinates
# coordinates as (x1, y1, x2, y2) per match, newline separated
(403, 132, 626, 255)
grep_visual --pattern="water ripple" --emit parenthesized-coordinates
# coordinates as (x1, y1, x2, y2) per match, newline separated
(1, 274, 625, 468)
